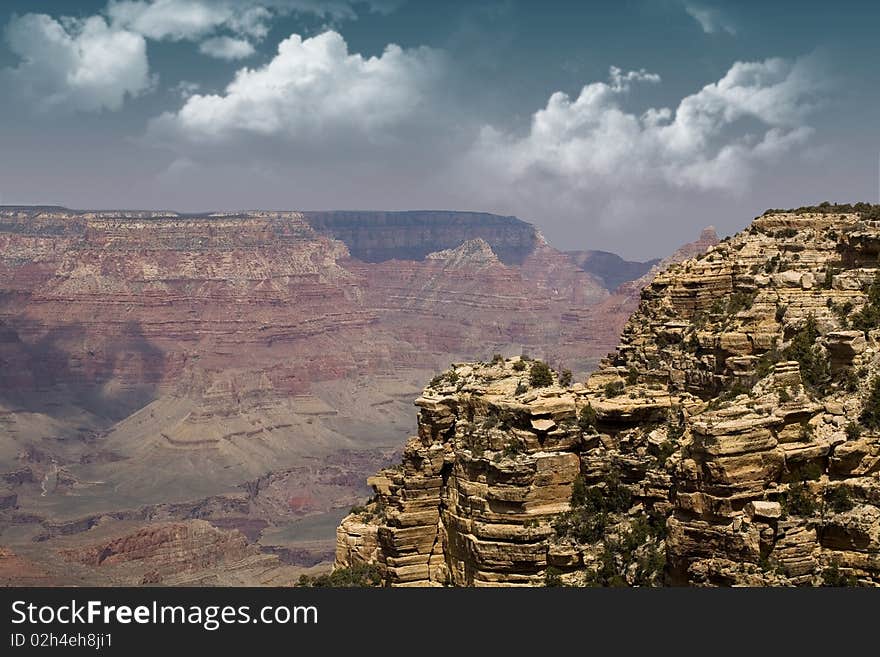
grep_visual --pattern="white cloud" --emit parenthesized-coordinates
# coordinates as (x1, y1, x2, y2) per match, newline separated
(171, 80, 201, 98)
(684, 2, 736, 35)
(106, 0, 400, 43)
(2, 13, 153, 112)
(199, 35, 256, 60)
(107, 1, 256, 41)
(608, 66, 661, 91)
(460, 57, 824, 228)
(149, 30, 442, 145)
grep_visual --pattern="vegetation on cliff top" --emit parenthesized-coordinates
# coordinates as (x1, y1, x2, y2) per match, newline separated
(297, 562, 383, 587)
(762, 201, 880, 220)
(529, 360, 554, 387)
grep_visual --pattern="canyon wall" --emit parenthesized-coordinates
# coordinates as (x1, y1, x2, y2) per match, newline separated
(0, 206, 669, 585)
(302, 211, 539, 264)
(337, 208, 880, 586)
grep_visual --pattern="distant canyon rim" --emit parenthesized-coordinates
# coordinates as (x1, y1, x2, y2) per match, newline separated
(0, 205, 717, 585)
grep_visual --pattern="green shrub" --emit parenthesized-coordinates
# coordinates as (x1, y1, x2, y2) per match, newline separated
(602, 469, 634, 513)
(825, 487, 854, 513)
(765, 202, 880, 221)
(799, 421, 815, 441)
(553, 470, 633, 543)
(851, 271, 880, 333)
(544, 566, 563, 587)
(529, 360, 554, 387)
(709, 298, 727, 316)
(764, 254, 781, 273)
(755, 339, 782, 379)
(780, 482, 817, 517)
(860, 376, 880, 429)
(783, 314, 829, 389)
(727, 291, 757, 315)
(821, 560, 858, 587)
(298, 562, 383, 587)
(512, 359, 526, 372)
(578, 403, 598, 432)
(626, 367, 639, 385)
(775, 304, 787, 323)
(655, 441, 676, 467)
(580, 516, 666, 587)
(559, 368, 573, 387)
(502, 438, 525, 458)
(491, 353, 504, 364)
(831, 301, 853, 328)
(603, 380, 625, 397)
(778, 388, 791, 403)
(798, 462, 823, 481)
(836, 367, 859, 392)
(845, 421, 862, 441)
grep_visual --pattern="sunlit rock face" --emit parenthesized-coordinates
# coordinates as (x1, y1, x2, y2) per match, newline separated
(338, 206, 880, 587)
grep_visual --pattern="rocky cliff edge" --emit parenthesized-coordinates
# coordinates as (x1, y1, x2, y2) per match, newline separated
(335, 205, 880, 586)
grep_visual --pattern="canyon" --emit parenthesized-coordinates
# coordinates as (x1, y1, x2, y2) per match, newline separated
(0, 206, 682, 585)
(336, 205, 880, 586)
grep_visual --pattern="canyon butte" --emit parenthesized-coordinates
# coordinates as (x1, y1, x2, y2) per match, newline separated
(0, 207, 704, 585)
(336, 204, 880, 587)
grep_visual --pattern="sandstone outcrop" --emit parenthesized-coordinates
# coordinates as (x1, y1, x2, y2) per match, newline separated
(337, 206, 880, 586)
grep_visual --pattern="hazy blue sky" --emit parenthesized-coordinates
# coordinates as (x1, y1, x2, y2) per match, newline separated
(0, 1, 877, 258)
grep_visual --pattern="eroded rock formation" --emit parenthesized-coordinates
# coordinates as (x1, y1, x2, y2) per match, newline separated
(337, 207, 880, 586)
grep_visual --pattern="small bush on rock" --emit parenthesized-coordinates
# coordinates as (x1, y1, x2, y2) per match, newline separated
(559, 368, 573, 386)
(578, 404, 598, 432)
(780, 482, 817, 517)
(529, 360, 554, 387)
(298, 562, 383, 587)
(859, 376, 880, 429)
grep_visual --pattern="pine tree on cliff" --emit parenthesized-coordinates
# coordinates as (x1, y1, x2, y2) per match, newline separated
(783, 314, 829, 389)
(860, 376, 880, 429)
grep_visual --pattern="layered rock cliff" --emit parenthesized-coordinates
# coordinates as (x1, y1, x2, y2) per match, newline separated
(302, 211, 539, 264)
(337, 205, 880, 586)
(1, 205, 664, 586)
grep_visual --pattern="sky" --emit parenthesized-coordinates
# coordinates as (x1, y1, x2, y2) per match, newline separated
(0, 0, 877, 259)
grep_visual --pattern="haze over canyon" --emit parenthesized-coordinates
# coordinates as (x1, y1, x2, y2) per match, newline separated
(0, 206, 714, 585)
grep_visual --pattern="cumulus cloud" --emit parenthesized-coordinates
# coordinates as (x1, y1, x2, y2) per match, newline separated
(199, 35, 256, 59)
(143, 46, 826, 255)
(107, 0, 401, 42)
(608, 66, 661, 90)
(683, 1, 736, 35)
(149, 30, 443, 147)
(459, 57, 825, 232)
(107, 0, 268, 41)
(171, 80, 201, 98)
(2, 13, 153, 112)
